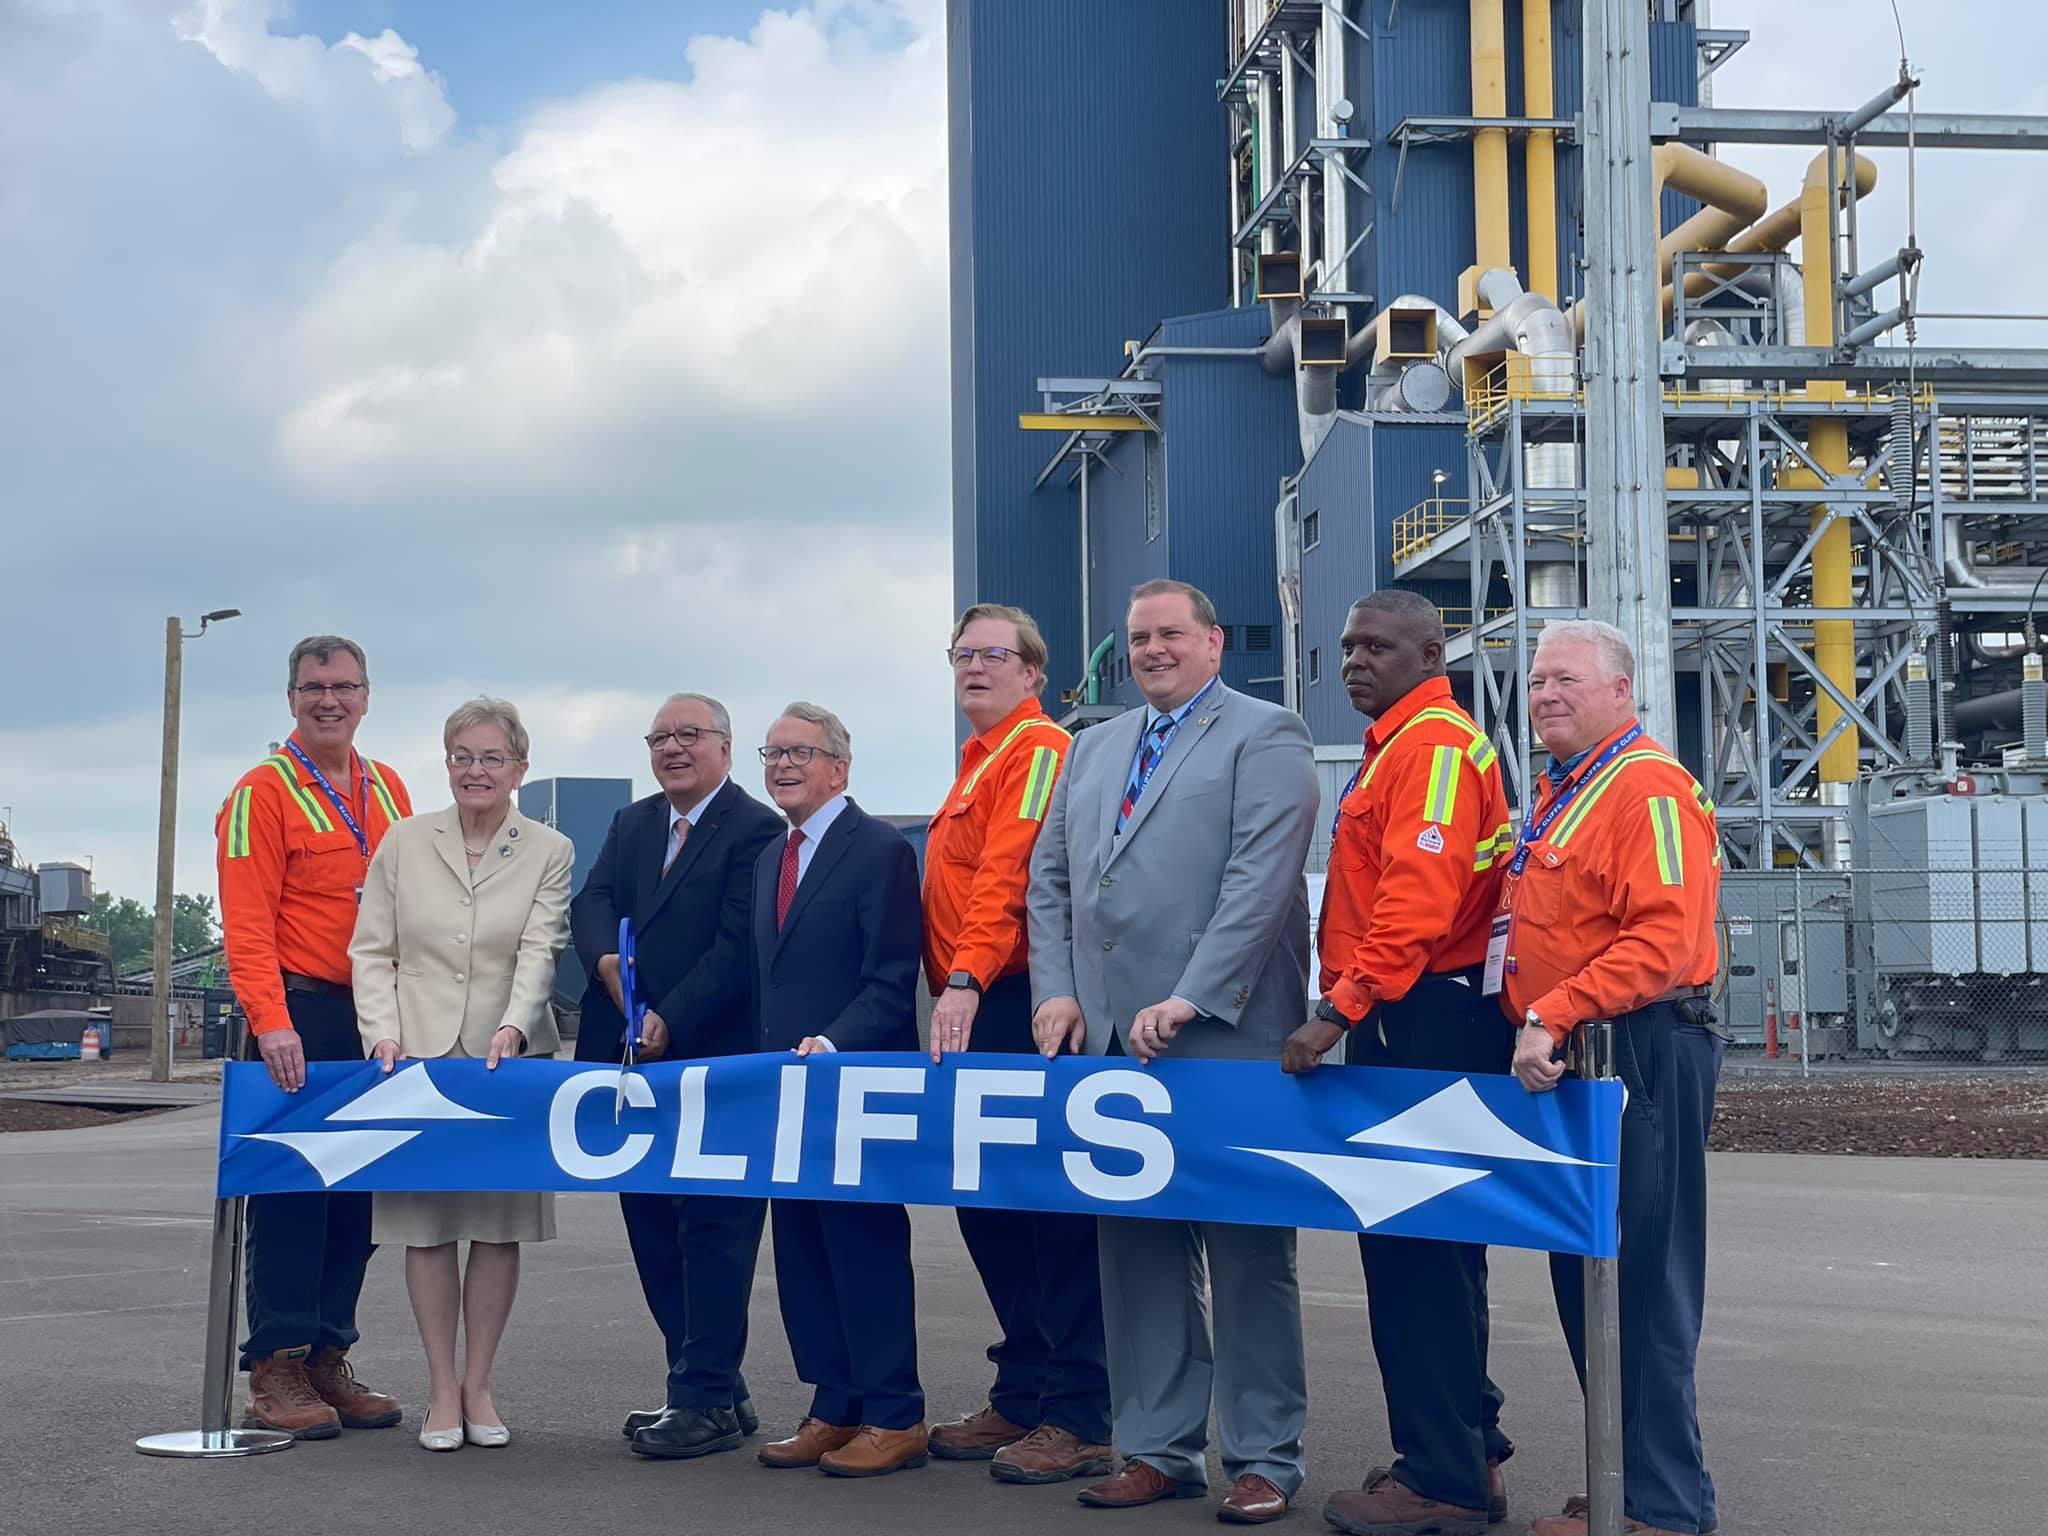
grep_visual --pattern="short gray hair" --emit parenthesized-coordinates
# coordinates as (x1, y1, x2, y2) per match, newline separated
(777, 701, 851, 760)
(1535, 619, 1636, 685)
(287, 634, 367, 689)
(443, 696, 531, 761)
(658, 692, 732, 737)
(1351, 589, 1447, 646)
(1129, 579, 1219, 630)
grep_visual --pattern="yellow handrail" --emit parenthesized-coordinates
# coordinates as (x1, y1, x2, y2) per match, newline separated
(1391, 496, 1471, 565)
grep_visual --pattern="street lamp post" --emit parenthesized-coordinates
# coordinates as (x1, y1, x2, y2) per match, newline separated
(151, 609, 240, 1084)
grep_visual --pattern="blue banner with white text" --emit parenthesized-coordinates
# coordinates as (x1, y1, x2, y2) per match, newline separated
(217, 1055, 1621, 1257)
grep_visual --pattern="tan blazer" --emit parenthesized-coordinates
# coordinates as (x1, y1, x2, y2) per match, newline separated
(351, 804, 573, 1061)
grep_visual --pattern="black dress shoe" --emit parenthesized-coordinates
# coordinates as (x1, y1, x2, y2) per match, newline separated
(630, 1406, 743, 1460)
(625, 1400, 758, 1439)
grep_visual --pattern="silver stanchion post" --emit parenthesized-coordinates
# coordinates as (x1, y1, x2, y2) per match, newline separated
(137, 1019, 294, 1458)
(1579, 1016, 1623, 1536)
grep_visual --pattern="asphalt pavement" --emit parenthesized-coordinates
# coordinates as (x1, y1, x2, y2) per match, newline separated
(1, 1108, 2041, 1535)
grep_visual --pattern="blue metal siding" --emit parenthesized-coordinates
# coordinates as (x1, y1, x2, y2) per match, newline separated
(1296, 418, 1376, 744)
(518, 777, 633, 1003)
(1361, 0, 1476, 313)
(1082, 427, 1156, 712)
(1158, 307, 1297, 704)
(949, 0, 1227, 720)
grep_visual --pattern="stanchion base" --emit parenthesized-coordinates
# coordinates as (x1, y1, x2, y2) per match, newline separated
(135, 1428, 297, 1458)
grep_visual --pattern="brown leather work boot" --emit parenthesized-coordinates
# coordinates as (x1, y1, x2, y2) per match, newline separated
(1529, 1500, 1692, 1536)
(929, 1404, 1032, 1461)
(305, 1347, 402, 1428)
(758, 1416, 859, 1468)
(1075, 1457, 1207, 1508)
(990, 1423, 1115, 1484)
(1487, 1454, 1508, 1523)
(1325, 1469, 1488, 1536)
(818, 1424, 929, 1477)
(242, 1348, 341, 1441)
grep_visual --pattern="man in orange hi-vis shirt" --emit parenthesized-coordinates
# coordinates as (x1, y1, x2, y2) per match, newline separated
(920, 603, 1111, 1489)
(1501, 619, 1724, 1536)
(1281, 591, 1519, 1535)
(216, 635, 412, 1442)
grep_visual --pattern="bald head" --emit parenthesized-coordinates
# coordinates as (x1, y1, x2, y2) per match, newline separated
(1339, 591, 1447, 718)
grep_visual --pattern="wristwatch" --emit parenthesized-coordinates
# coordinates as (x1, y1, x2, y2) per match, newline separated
(946, 971, 983, 995)
(1523, 1008, 1545, 1033)
(1314, 997, 1360, 1030)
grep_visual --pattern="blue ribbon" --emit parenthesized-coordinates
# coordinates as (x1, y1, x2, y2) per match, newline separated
(217, 1054, 1622, 1257)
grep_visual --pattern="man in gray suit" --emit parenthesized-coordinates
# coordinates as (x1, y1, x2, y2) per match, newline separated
(1027, 578, 1318, 1526)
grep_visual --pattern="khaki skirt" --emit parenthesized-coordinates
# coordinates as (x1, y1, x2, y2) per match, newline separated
(371, 1037, 556, 1248)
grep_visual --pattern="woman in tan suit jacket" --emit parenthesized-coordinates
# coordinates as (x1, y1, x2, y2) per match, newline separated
(350, 696, 573, 1453)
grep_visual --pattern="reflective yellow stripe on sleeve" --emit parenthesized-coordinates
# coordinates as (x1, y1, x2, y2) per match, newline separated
(227, 786, 254, 859)
(365, 761, 402, 825)
(1472, 821, 1514, 872)
(1648, 796, 1685, 885)
(1016, 746, 1058, 822)
(1422, 744, 1461, 825)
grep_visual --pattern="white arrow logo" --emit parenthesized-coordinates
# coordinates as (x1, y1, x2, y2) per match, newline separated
(1235, 1078, 1603, 1230)
(240, 1064, 507, 1188)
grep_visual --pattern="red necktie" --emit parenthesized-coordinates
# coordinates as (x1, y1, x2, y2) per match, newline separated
(775, 829, 805, 928)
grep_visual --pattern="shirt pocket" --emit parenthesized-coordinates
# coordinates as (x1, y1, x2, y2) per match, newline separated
(1516, 844, 1573, 929)
(932, 798, 979, 866)
(295, 829, 366, 895)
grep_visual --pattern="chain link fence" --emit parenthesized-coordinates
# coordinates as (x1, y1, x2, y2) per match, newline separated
(1718, 867, 2048, 1067)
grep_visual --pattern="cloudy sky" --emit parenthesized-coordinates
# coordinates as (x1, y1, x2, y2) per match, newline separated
(1, 0, 2041, 907)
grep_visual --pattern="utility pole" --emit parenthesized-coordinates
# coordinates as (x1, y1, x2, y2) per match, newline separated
(1581, 0, 1674, 744)
(151, 609, 240, 1084)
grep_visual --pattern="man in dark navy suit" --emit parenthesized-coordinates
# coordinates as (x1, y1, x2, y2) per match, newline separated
(749, 701, 929, 1480)
(569, 692, 783, 1460)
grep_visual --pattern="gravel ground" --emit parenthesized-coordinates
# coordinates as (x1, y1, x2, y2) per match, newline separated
(1711, 1071, 2048, 1158)
(0, 1100, 179, 1132)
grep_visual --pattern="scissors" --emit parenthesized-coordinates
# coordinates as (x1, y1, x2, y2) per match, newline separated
(615, 916, 644, 1122)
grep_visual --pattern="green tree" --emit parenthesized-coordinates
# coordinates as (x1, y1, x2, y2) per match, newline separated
(85, 890, 220, 972)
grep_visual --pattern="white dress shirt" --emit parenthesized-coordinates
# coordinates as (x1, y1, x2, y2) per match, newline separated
(784, 793, 850, 1048)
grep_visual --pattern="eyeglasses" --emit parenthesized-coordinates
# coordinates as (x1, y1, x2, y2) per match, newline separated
(758, 745, 842, 767)
(447, 751, 519, 771)
(645, 727, 728, 750)
(949, 646, 1019, 669)
(294, 682, 366, 701)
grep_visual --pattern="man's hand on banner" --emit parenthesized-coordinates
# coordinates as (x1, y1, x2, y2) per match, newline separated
(1513, 1023, 1566, 1093)
(1282, 1018, 1345, 1075)
(369, 1038, 404, 1075)
(638, 1009, 669, 1060)
(259, 1027, 308, 1092)
(1032, 996, 1086, 1058)
(930, 986, 980, 1062)
(1131, 997, 1195, 1064)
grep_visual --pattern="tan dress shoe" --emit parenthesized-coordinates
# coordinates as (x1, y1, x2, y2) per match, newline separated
(929, 1405, 1032, 1461)
(1326, 1470, 1487, 1535)
(1075, 1457, 1208, 1508)
(991, 1424, 1116, 1485)
(758, 1417, 859, 1468)
(817, 1424, 929, 1478)
(1218, 1473, 1291, 1524)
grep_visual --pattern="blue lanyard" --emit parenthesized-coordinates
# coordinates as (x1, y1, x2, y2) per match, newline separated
(1128, 676, 1217, 809)
(285, 739, 370, 859)
(1330, 749, 1369, 839)
(1507, 724, 1642, 877)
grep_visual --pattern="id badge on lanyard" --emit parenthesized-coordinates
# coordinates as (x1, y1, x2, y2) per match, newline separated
(1482, 912, 1511, 996)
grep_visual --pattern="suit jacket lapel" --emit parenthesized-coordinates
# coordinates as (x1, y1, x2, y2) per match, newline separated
(1096, 709, 1149, 861)
(467, 806, 527, 891)
(1106, 685, 1229, 865)
(643, 783, 725, 925)
(772, 802, 857, 961)
(431, 810, 470, 886)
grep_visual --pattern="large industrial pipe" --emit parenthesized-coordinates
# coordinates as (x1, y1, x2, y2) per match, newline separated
(1470, 0, 1512, 291)
(1522, 0, 1558, 302)
(1570, 147, 1770, 337)
(1660, 154, 1878, 329)
(1791, 151, 1858, 786)
(1943, 523, 2048, 594)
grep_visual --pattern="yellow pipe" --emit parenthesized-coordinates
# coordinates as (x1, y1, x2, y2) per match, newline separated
(1571, 148, 1776, 336)
(1780, 151, 1860, 784)
(1470, 0, 1511, 282)
(1663, 155, 1877, 327)
(1521, 0, 1557, 302)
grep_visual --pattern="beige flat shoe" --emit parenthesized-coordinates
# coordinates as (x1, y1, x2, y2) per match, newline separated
(418, 1423, 464, 1452)
(464, 1419, 510, 1448)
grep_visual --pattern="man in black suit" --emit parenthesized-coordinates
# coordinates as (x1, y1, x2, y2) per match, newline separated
(749, 701, 929, 1480)
(569, 692, 783, 1460)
